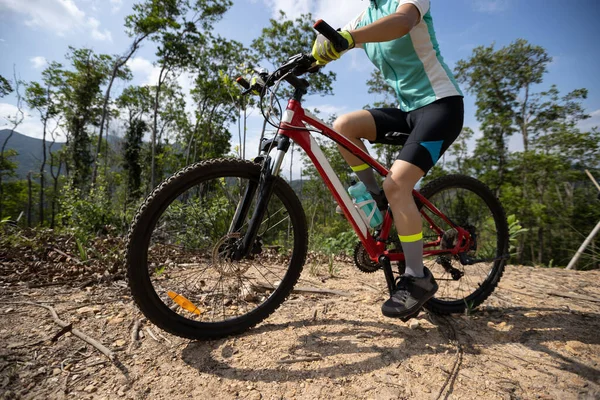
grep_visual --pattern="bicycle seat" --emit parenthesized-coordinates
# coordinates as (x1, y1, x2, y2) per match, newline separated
(381, 131, 409, 146)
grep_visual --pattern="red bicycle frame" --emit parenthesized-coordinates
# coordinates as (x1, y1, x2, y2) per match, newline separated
(274, 98, 472, 263)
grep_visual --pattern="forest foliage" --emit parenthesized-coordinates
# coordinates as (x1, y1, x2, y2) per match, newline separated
(1, 0, 598, 270)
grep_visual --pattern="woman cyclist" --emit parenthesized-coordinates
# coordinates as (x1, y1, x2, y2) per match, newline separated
(312, 0, 464, 320)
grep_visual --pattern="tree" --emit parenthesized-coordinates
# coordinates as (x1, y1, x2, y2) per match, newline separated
(183, 34, 255, 165)
(147, 0, 233, 189)
(0, 75, 12, 98)
(91, 0, 189, 186)
(123, 119, 147, 199)
(117, 84, 153, 198)
(61, 47, 114, 190)
(25, 62, 64, 225)
(454, 40, 551, 195)
(0, 69, 23, 220)
(455, 39, 599, 266)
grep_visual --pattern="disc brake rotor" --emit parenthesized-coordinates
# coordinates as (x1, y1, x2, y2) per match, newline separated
(212, 233, 251, 277)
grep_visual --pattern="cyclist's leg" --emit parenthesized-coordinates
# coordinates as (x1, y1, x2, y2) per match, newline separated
(380, 96, 464, 318)
(333, 110, 379, 193)
(333, 109, 409, 197)
(384, 160, 426, 275)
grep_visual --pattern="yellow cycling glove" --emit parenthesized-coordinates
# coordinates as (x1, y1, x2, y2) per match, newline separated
(311, 30, 355, 65)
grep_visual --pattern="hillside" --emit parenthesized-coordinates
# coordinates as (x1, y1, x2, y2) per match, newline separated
(0, 232, 598, 399)
(0, 130, 125, 180)
(0, 129, 65, 180)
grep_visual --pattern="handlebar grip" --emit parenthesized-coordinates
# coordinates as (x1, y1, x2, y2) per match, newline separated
(236, 77, 250, 89)
(313, 19, 349, 53)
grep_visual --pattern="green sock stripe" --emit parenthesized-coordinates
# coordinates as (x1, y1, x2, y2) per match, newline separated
(399, 232, 423, 243)
(351, 163, 370, 172)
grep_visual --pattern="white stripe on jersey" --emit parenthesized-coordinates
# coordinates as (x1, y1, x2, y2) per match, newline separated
(409, 22, 461, 100)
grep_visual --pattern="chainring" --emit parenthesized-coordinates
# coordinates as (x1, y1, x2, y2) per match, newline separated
(353, 242, 380, 273)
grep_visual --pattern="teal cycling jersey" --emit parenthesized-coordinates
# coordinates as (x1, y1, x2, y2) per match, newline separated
(345, 0, 463, 111)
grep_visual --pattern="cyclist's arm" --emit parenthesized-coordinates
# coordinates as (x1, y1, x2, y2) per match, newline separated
(350, 1, 426, 45)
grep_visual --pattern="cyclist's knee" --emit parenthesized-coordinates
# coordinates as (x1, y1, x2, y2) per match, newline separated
(334, 114, 363, 139)
(383, 175, 415, 205)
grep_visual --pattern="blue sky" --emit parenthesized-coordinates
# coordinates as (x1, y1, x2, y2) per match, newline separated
(1, 0, 599, 177)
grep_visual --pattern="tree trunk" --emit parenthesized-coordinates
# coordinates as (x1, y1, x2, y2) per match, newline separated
(151, 66, 167, 189)
(50, 157, 62, 230)
(92, 34, 148, 186)
(39, 115, 48, 226)
(27, 172, 32, 227)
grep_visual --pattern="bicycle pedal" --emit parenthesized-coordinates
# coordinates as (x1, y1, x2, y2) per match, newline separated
(400, 308, 421, 323)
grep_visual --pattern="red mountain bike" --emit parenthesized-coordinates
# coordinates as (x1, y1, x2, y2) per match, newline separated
(126, 22, 509, 340)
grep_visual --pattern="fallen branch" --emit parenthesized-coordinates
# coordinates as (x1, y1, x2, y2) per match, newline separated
(157, 331, 172, 346)
(51, 323, 73, 342)
(50, 247, 83, 265)
(145, 327, 160, 342)
(8, 302, 114, 361)
(127, 319, 142, 354)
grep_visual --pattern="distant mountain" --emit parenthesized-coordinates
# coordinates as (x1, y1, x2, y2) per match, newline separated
(0, 129, 65, 180)
(0, 129, 124, 180)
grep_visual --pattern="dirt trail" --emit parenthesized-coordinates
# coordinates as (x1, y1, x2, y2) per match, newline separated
(1, 264, 599, 400)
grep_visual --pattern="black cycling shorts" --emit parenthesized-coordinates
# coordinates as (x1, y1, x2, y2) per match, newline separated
(367, 96, 464, 174)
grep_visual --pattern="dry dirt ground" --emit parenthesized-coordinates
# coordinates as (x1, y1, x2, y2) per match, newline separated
(1, 262, 599, 400)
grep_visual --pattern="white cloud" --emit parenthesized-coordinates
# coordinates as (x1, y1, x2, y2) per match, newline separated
(88, 17, 112, 42)
(110, 0, 122, 13)
(0, 103, 64, 141)
(0, 0, 112, 41)
(30, 56, 47, 70)
(578, 109, 600, 132)
(127, 57, 159, 85)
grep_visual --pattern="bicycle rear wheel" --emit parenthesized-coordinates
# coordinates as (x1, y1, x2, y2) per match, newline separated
(417, 174, 508, 314)
(127, 158, 308, 339)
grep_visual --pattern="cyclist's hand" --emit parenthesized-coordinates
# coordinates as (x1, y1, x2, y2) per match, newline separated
(311, 30, 355, 65)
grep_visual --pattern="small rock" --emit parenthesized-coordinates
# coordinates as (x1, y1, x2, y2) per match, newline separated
(84, 384, 97, 393)
(77, 306, 100, 314)
(408, 320, 420, 330)
(113, 339, 126, 347)
(248, 390, 262, 400)
(108, 317, 125, 325)
(565, 340, 585, 354)
(52, 368, 61, 376)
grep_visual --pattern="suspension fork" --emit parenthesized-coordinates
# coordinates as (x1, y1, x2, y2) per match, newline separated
(231, 136, 290, 260)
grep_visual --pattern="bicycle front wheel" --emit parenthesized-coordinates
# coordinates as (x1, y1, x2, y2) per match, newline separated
(127, 158, 308, 340)
(418, 174, 509, 314)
